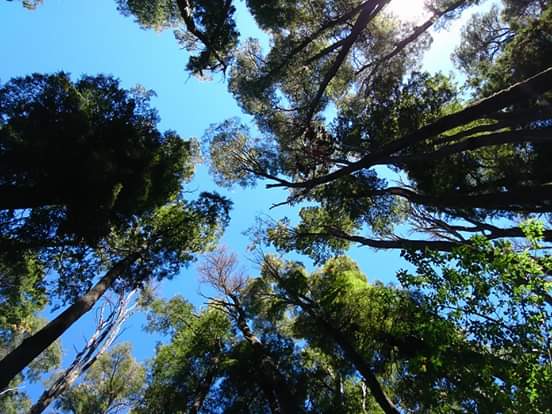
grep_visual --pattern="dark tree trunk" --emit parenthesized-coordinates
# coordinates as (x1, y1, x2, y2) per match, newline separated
(232, 296, 297, 414)
(190, 356, 219, 414)
(0, 255, 137, 393)
(281, 294, 399, 414)
(334, 334, 399, 414)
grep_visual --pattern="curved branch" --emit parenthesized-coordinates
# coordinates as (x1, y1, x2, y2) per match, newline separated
(176, 0, 230, 72)
(356, 0, 467, 78)
(305, 0, 389, 122)
(267, 1, 372, 78)
(267, 66, 552, 191)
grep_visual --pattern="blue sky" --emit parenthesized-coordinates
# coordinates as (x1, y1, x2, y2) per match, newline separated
(0, 0, 493, 406)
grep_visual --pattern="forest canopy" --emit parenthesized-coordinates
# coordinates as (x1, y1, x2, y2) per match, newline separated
(1, 0, 551, 412)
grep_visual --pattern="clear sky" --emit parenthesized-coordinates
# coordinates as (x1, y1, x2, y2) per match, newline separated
(0, 0, 493, 407)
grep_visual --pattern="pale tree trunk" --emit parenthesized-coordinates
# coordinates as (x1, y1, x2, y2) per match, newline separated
(0, 254, 138, 393)
(28, 289, 138, 414)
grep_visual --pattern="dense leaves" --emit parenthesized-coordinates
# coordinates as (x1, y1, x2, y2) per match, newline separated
(56, 343, 145, 414)
(204, 0, 552, 259)
(116, 0, 239, 75)
(0, 72, 194, 244)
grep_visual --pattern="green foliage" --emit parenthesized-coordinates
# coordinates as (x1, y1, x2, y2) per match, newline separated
(0, 72, 195, 244)
(56, 343, 145, 414)
(399, 233, 552, 412)
(137, 297, 232, 413)
(0, 251, 46, 333)
(116, 0, 239, 75)
(0, 384, 31, 414)
(254, 253, 552, 412)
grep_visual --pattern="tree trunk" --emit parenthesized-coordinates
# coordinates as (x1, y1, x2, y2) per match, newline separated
(190, 356, 219, 414)
(28, 289, 137, 414)
(0, 255, 137, 393)
(232, 298, 297, 414)
(332, 332, 399, 414)
(290, 299, 399, 414)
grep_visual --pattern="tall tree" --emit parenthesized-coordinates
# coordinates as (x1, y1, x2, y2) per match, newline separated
(0, 193, 231, 392)
(135, 296, 232, 413)
(0, 72, 193, 245)
(136, 273, 369, 413)
(253, 249, 551, 412)
(198, 248, 302, 414)
(204, 0, 552, 256)
(55, 343, 145, 414)
(132, 247, 548, 412)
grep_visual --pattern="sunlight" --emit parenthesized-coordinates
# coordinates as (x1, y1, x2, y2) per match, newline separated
(385, 0, 430, 24)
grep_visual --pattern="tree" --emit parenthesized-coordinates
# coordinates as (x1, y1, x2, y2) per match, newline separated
(0, 193, 231, 392)
(56, 343, 145, 414)
(115, 0, 238, 75)
(397, 221, 552, 412)
(0, 72, 193, 245)
(136, 261, 369, 413)
(133, 248, 548, 412)
(198, 248, 303, 414)
(254, 251, 552, 412)
(135, 296, 232, 414)
(204, 0, 552, 257)
(29, 289, 140, 414)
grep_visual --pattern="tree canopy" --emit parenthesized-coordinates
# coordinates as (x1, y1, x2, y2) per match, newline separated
(204, 0, 552, 259)
(2, 0, 552, 412)
(134, 246, 551, 413)
(0, 72, 194, 245)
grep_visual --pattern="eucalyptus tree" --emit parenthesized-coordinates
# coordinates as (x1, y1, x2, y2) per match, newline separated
(197, 248, 305, 414)
(253, 249, 552, 413)
(134, 246, 550, 412)
(55, 343, 145, 414)
(204, 0, 552, 256)
(136, 254, 372, 413)
(0, 68, 234, 391)
(0, 191, 231, 392)
(135, 296, 232, 413)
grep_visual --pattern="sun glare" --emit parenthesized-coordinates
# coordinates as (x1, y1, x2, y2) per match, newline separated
(385, 0, 430, 24)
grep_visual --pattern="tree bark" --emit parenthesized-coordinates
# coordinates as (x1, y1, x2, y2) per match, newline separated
(379, 185, 552, 213)
(262, 262, 399, 414)
(0, 254, 137, 393)
(303, 314, 399, 414)
(28, 290, 137, 414)
(231, 296, 297, 414)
